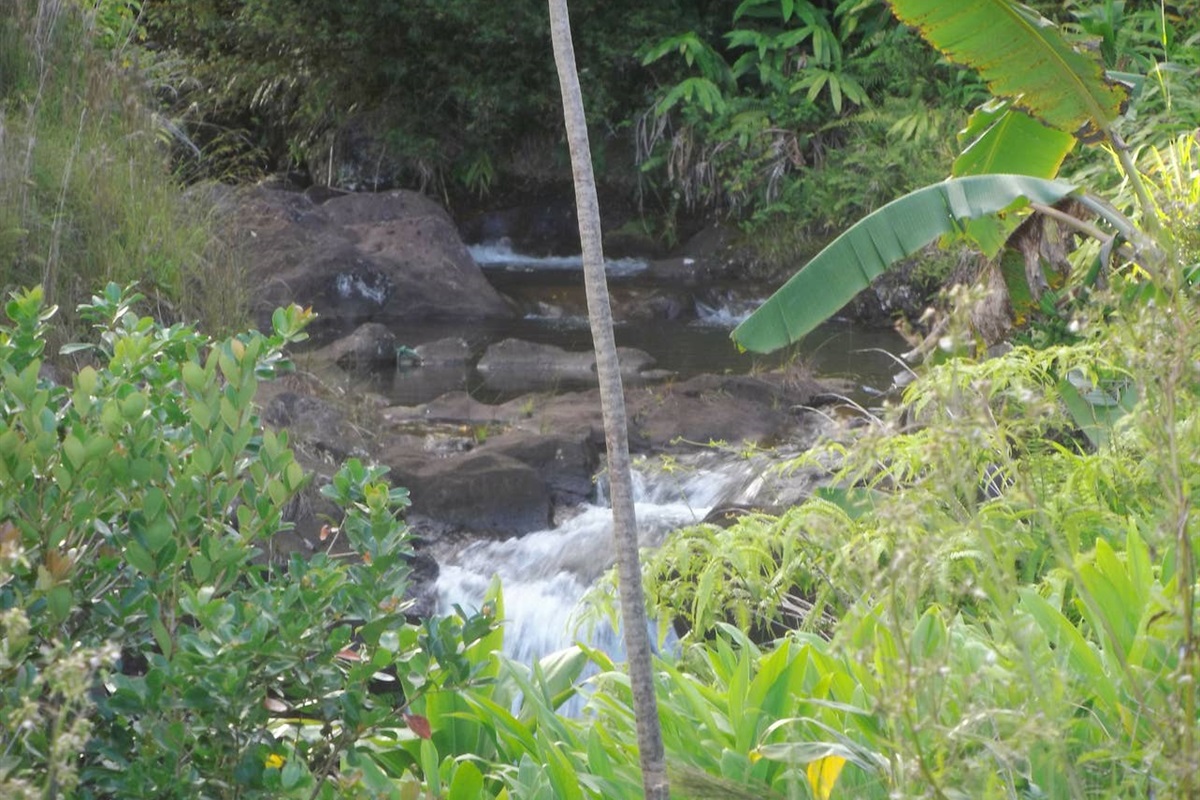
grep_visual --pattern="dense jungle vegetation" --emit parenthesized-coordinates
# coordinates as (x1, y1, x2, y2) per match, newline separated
(3, 0, 1200, 798)
(109, 0, 988, 252)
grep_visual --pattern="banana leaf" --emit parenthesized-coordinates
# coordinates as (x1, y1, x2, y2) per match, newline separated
(730, 174, 1077, 354)
(954, 99, 1075, 178)
(952, 100, 1077, 256)
(889, 0, 1127, 138)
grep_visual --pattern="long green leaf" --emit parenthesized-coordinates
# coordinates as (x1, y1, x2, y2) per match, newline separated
(1018, 587, 1119, 714)
(731, 175, 1077, 353)
(888, 0, 1127, 138)
(954, 99, 1075, 178)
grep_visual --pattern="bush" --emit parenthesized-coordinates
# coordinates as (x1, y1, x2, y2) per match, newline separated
(0, 284, 494, 798)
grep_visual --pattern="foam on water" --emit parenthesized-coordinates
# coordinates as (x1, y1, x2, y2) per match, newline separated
(468, 241, 648, 277)
(693, 296, 764, 327)
(435, 456, 756, 666)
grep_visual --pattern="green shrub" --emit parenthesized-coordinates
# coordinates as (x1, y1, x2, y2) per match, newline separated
(0, 284, 494, 798)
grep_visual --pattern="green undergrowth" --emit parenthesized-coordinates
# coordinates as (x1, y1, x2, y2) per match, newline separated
(0, 283, 497, 798)
(616, 141, 1200, 794)
(0, 1, 246, 342)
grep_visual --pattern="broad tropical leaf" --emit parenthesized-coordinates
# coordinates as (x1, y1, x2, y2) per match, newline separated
(952, 100, 1077, 256)
(954, 99, 1075, 178)
(889, 0, 1127, 138)
(731, 175, 1077, 353)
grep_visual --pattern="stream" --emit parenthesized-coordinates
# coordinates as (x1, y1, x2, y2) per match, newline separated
(385, 245, 911, 671)
(433, 455, 759, 665)
(328, 243, 910, 407)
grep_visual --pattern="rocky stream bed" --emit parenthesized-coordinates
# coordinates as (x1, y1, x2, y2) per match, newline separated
(228, 184, 917, 657)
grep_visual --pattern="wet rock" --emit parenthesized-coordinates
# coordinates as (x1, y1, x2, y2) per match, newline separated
(413, 337, 471, 365)
(498, 390, 608, 446)
(403, 551, 441, 620)
(461, 202, 580, 256)
(476, 338, 659, 394)
(384, 391, 512, 426)
(231, 187, 513, 331)
(384, 449, 552, 537)
(261, 390, 371, 463)
(647, 226, 757, 285)
(629, 385, 790, 451)
(311, 322, 398, 369)
(482, 432, 599, 507)
(611, 287, 693, 322)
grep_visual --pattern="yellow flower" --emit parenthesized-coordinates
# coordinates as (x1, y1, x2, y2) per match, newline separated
(264, 754, 285, 770)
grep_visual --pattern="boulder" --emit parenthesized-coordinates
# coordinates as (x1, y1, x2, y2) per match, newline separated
(384, 449, 552, 537)
(624, 372, 843, 451)
(403, 551, 441, 620)
(310, 322, 397, 369)
(384, 391, 512, 426)
(629, 387, 790, 450)
(481, 432, 599, 507)
(460, 202, 580, 256)
(646, 225, 758, 285)
(232, 187, 513, 331)
(260, 389, 372, 464)
(608, 286, 693, 323)
(413, 337, 472, 365)
(476, 338, 659, 394)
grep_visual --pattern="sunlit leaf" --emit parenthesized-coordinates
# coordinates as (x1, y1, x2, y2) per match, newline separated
(807, 754, 847, 800)
(954, 99, 1075, 178)
(889, 0, 1127, 138)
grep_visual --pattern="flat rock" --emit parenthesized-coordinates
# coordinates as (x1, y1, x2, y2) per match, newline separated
(413, 337, 471, 365)
(476, 338, 660, 394)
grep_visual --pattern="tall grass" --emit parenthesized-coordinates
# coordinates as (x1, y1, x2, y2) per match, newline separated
(0, 0, 246, 339)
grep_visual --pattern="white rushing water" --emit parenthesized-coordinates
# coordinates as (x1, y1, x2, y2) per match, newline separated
(693, 295, 764, 327)
(435, 456, 758, 665)
(468, 241, 649, 277)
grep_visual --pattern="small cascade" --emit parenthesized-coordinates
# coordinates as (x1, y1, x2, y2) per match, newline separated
(435, 455, 758, 665)
(693, 295, 763, 327)
(468, 241, 648, 277)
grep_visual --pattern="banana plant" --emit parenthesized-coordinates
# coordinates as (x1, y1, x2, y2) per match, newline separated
(732, 0, 1158, 355)
(732, 174, 1079, 352)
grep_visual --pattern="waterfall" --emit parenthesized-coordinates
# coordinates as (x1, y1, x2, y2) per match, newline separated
(468, 241, 648, 277)
(435, 455, 756, 665)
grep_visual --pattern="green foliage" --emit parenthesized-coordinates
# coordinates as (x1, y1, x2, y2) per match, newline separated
(622, 258, 1200, 795)
(138, 0, 706, 192)
(732, 174, 1079, 353)
(0, 283, 496, 798)
(636, 0, 974, 232)
(732, 0, 1199, 355)
(81, 0, 145, 50)
(0, 2, 246, 338)
(639, 508, 849, 643)
(890, 0, 1129, 137)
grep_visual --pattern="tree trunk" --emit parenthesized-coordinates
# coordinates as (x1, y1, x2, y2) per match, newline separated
(546, 1, 669, 797)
